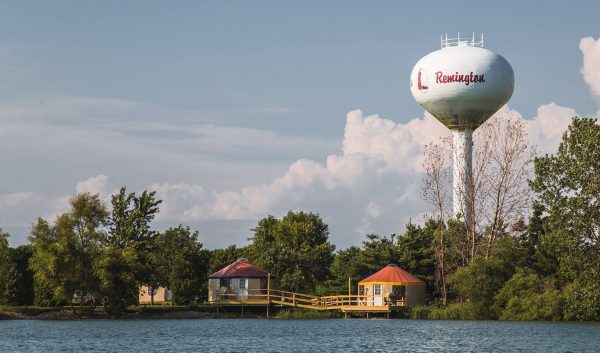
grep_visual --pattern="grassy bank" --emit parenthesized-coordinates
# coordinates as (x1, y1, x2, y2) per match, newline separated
(409, 304, 479, 320)
(274, 308, 343, 319)
(0, 305, 222, 320)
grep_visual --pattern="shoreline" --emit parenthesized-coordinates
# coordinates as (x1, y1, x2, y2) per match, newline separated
(0, 306, 339, 320)
(0, 306, 244, 320)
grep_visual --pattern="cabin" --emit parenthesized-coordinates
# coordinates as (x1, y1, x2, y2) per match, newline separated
(358, 264, 425, 307)
(208, 258, 270, 302)
(139, 285, 172, 305)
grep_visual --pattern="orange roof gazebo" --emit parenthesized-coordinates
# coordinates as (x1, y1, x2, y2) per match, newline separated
(358, 264, 424, 285)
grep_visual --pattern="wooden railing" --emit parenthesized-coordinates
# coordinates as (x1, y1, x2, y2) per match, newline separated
(213, 289, 405, 310)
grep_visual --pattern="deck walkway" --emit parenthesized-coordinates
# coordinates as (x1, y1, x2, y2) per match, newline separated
(212, 289, 406, 314)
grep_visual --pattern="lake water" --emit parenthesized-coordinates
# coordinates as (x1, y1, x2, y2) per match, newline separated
(1, 319, 599, 353)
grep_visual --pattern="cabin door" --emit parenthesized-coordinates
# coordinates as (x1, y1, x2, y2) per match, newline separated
(373, 284, 383, 306)
(237, 278, 248, 300)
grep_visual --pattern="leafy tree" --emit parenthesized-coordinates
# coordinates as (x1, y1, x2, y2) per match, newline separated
(530, 117, 600, 318)
(107, 187, 162, 306)
(97, 245, 140, 316)
(29, 193, 108, 306)
(108, 187, 162, 247)
(0, 229, 19, 305)
(514, 203, 558, 275)
(316, 246, 369, 295)
(562, 274, 600, 321)
(494, 268, 562, 321)
(397, 221, 436, 299)
(451, 237, 519, 319)
(361, 233, 399, 274)
(28, 219, 59, 305)
(9, 245, 34, 306)
(250, 211, 335, 292)
(156, 226, 210, 304)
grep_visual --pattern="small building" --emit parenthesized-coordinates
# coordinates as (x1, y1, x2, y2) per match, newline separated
(139, 285, 172, 305)
(358, 264, 425, 307)
(208, 258, 269, 302)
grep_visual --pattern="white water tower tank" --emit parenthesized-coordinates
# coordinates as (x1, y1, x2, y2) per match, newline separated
(410, 33, 514, 222)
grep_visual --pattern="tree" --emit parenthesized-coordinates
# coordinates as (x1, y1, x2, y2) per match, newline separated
(361, 233, 399, 274)
(316, 246, 369, 295)
(29, 193, 108, 307)
(28, 219, 59, 306)
(422, 114, 535, 263)
(155, 226, 210, 305)
(397, 221, 436, 300)
(494, 268, 562, 321)
(250, 211, 335, 292)
(9, 245, 34, 306)
(0, 229, 19, 305)
(450, 237, 519, 319)
(422, 141, 452, 303)
(107, 187, 162, 306)
(97, 245, 140, 316)
(108, 187, 162, 247)
(530, 117, 600, 319)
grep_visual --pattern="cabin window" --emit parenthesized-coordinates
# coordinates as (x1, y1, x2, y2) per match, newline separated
(359, 285, 364, 295)
(392, 285, 406, 298)
(374, 284, 382, 296)
(239, 278, 247, 290)
(220, 278, 230, 289)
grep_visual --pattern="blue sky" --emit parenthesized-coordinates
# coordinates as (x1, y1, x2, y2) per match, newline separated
(1, 1, 599, 247)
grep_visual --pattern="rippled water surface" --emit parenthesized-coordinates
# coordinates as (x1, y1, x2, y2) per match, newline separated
(1, 319, 599, 352)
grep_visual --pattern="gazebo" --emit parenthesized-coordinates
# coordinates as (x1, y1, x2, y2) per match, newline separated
(358, 264, 425, 307)
(208, 258, 269, 302)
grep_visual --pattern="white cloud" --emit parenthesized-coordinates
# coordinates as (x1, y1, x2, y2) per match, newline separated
(2, 103, 583, 248)
(76, 175, 112, 195)
(146, 103, 583, 248)
(525, 103, 579, 154)
(0, 192, 70, 229)
(580, 37, 600, 98)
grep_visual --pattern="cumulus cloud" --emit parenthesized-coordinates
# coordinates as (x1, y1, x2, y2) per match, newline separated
(0, 103, 584, 248)
(76, 175, 112, 195)
(145, 103, 581, 247)
(580, 37, 600, 98)
(525, 103, 579, 154)
(151, 110, 447, 223)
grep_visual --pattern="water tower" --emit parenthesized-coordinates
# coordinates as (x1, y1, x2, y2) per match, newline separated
(410, 33, 514, 223)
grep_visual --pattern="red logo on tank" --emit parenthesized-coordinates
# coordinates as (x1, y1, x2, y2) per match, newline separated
(417, 68, 428, 91)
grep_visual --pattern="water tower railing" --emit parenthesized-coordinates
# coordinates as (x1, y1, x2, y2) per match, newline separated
(441, 33, 484, 48)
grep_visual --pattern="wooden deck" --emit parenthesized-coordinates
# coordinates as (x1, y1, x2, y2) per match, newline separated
(211, 289, 406, 313)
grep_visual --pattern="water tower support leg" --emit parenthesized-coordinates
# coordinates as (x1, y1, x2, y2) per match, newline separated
(452, 129, 473, 225)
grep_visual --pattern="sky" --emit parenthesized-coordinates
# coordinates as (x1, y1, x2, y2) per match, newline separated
(1, 1, 599, 248)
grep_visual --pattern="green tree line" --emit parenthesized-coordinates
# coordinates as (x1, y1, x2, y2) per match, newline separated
(0, 117, 599, 320)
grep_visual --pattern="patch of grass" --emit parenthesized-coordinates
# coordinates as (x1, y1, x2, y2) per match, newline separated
(129, 304, 218, 313)
(274, 308, 342, 319)
(409, 303, 477, 320)
(0, 306, 65, 316)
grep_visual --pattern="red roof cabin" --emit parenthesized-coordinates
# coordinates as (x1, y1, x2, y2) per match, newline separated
(208, 258, 270, 302)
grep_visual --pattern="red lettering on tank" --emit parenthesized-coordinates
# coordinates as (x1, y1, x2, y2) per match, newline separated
(435, 71, 485, 86)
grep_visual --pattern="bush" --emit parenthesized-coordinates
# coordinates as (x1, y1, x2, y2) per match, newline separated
(562, 279, 600, 321)
(494, 269, 563, 321)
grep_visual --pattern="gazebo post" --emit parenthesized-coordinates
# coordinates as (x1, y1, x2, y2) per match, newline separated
(267, 272, 271, 318)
